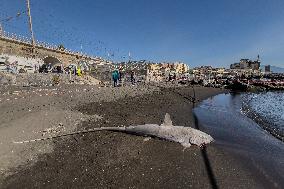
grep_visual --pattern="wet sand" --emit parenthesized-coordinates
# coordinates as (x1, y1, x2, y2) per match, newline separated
(0, 85, 270, 188)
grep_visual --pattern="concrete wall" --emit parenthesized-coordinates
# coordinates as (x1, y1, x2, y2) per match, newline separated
(0, 37, 95, 66)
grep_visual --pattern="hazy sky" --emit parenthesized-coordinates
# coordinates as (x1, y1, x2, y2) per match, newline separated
(1, 0, 284, 67)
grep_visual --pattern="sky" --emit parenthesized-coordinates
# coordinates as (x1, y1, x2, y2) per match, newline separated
(1, 0, 284, 68)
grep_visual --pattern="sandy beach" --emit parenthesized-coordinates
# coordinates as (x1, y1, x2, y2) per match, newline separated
(0, 84, 280, 188)
(2, 0, 284, 188)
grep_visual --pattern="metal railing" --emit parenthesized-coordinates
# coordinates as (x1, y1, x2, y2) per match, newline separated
(0, 31, 102, 61)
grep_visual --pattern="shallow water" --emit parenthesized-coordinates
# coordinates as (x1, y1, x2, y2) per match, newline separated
(194, 93, 284, 188)
(241, 91, 284, 140)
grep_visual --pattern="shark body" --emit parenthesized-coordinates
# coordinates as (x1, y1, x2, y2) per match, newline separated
(14, 114, 214, 148)
(102, 113, 213, 148)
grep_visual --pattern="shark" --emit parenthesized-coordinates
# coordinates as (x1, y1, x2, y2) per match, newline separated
(106, 113, 214, 148)
(14, 113, 214, 148)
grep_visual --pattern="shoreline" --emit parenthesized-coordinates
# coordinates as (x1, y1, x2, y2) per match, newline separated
(241, 92, 284, 142)
(0, 85, 274, 188)
(243, 104, 284, 141)
(194, 92, 284, 188)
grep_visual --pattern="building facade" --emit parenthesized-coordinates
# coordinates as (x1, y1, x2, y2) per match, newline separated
(230, 57, 260, 71)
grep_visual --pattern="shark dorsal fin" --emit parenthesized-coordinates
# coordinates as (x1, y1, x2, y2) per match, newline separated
(161, 113, 173, 127)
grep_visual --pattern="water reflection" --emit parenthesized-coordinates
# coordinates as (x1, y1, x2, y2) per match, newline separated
(193, 93, 284, 187)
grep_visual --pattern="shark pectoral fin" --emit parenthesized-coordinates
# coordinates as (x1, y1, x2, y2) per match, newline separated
(160, 113, 173, 127)
(143, 137, 151, 142)
(181, 142, 191, 151)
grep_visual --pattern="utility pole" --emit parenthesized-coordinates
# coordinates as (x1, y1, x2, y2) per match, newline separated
(128, 51, 131, 63)
(0, 22, 3, 36)
(26, 0, 36, 52)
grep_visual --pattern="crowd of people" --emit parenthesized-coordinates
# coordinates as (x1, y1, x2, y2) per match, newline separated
(112, 69, 136, 87)
(38, 63, 84, 77)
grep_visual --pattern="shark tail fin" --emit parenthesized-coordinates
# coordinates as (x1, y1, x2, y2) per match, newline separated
(161, 113, 173, 127)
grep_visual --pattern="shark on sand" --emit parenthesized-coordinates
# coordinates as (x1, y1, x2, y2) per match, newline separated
(14, 113, 214, 149)
(109, 113, 214, 148)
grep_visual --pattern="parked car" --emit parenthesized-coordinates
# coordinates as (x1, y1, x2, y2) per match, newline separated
(24, 65, 34, 73)
(0, 57, 7, 72)
(0, 62, 7, 72)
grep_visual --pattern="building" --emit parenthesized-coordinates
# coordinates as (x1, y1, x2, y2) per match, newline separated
(264, 65, 271, 74)
(174, 62, 189, 74)
(230, 56, 260, 71)
(230, 63, 240, 69)
(146, 62, 190, 82)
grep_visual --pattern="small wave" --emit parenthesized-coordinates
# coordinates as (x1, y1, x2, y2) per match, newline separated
(241, 92, 284, 141)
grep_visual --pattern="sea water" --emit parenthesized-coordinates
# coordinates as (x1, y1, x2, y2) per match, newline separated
(242, 91, 284, 140)
(193, 92, 284, 187)
(195, 91, 284, 141)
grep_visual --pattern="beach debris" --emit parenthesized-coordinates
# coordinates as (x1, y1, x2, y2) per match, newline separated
(13, 114, 213, 149)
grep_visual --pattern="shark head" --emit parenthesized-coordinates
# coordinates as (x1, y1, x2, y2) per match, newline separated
(117, 114, 214, 149)
(158, 113, 214, 148)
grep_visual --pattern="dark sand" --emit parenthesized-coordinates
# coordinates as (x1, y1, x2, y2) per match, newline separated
(2, 86, 268, 188)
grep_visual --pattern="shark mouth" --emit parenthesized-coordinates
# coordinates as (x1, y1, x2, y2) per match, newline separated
(122, 113, 214, 148)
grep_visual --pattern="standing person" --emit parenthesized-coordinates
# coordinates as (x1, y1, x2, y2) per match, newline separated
(61, 64, 64, 74)
(112, 70, 119, 87)
(118, 68, 123, 86)
(169, 73, 172, 81)
(48, 63, 52, 72)
(130, 71, 135, 85)
(173, 73, 176, 81)
(34, 64, 37, 73)
(74, 66, 77, 75)
(77, 67, 82, 76)
(119, 68, 123, 81)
